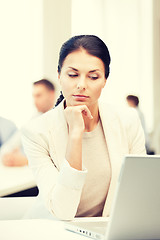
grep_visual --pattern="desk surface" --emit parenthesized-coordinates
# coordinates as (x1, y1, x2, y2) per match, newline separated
(0, 161, 36, 196)
(0, 219, 86, 240)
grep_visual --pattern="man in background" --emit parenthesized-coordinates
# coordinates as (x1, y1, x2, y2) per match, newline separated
(126, 95, 154, 154)
(33, 79, 56, 114)
(1, 79, 56, 166)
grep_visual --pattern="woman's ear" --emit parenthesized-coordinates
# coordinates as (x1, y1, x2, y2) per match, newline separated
(102, 78, 107, 88)
(57, 70, 61, 85)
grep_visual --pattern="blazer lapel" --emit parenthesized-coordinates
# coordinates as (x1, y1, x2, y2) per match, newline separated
(48, 101, 69, 170)
(98, 101, 126, 216)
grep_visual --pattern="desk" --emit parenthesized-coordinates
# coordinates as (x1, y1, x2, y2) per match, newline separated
(0, 219, 86, 240)
(0, 161, 36, 196)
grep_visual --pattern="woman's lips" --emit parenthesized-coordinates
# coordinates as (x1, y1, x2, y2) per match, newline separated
(73, 95, 89, 101)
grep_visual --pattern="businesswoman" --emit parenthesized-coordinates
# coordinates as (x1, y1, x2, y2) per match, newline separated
(22, 35, 146, 220)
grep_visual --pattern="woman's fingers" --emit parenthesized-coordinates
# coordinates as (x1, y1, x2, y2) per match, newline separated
(81, 108, 93, 119)
(66, 105, 93, 120)
(64, 104, 93, 134)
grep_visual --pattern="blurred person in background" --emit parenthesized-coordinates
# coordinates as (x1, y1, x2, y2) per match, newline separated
(0, 117, 17, 147)
(0, 117, 26, 166)
(153, 123, 160, 154)
(33, 79, 56, 114)
(0, 79, 56, 167)
(126, 95, 154, 154)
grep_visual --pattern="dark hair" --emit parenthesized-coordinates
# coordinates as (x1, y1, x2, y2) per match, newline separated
(58, 35, 111, 78)
(56, 35, 111, 106)
(33, 79, 55, 91)
(126, 95, 139, 106)
(55, 91, 64, 107)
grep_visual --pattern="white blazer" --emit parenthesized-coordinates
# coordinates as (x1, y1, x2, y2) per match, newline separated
(22, 100, 146, 220)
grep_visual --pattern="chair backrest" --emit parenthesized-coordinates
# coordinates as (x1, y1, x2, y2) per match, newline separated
(0, 197, 37, 220)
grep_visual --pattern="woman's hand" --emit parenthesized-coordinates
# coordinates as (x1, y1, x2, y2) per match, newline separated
(64, 105, 93, 170)
(64, 105, 93, 136)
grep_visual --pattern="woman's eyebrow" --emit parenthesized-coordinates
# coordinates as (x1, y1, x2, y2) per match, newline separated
(68, 67, 101, 73)
(89, 69, 100, 73)
(68, 67, 79, 71)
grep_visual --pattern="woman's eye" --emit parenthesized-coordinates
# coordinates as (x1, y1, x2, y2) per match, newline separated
(89, 76, 98, 80)
(68, 73, 78, 78)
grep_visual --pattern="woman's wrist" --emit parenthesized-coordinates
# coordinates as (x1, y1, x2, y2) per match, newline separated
(66, 129, 83, 171)
(68, 128, 83, 139)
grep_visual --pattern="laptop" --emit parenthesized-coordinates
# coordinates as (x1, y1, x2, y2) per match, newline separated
(65, 155, 160, 239)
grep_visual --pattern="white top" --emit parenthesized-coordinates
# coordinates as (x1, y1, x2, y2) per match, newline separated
(76, 119, 111, 217)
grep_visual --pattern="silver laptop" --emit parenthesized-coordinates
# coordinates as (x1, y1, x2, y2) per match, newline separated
(65, 155, 160, 239)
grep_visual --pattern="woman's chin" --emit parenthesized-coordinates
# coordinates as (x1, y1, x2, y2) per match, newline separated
(72, 101, 89, 107)
(66, 99, 89, 107)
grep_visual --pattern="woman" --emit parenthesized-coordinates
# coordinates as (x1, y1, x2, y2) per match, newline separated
(22, 35, 146, 220)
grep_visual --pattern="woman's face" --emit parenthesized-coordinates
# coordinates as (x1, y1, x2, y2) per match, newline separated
(58, 49, 106, 109)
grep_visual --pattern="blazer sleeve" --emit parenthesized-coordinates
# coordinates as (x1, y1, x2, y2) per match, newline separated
(21, 125, 87, 221)
(126, 109, 146, 154)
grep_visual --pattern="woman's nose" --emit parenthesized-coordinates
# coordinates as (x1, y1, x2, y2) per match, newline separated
(77, 77, 87, 90)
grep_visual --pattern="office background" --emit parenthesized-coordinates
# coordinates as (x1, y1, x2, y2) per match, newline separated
(0, 0, 160, 153)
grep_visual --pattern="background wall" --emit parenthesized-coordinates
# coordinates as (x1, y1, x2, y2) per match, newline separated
(72, 0, 154, 133)
(0, 0, 159, 152)
(0, 0, 71, 127)
(103, 0, 153, 133)
(72, 0, 106, 39)
(152, 0, 160, 153)
(42, 0, 71, 84)
(0, 0, 39, 127)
